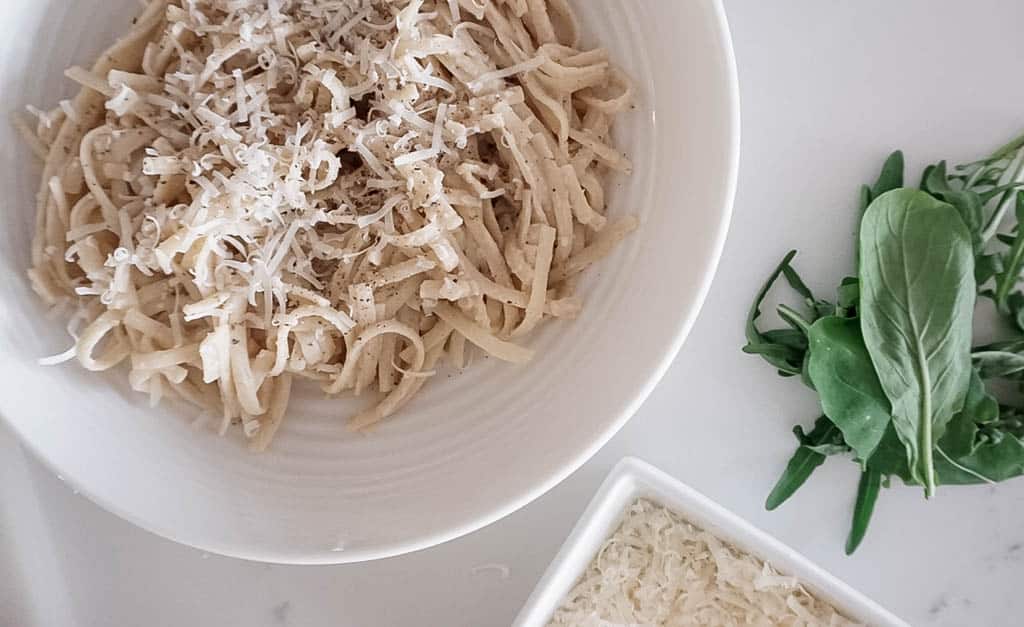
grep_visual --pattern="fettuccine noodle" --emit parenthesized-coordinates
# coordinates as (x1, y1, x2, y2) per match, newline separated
(22, 0, 637, 449)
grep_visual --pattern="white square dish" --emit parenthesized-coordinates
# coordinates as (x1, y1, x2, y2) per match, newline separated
(515, 457, 908, 626)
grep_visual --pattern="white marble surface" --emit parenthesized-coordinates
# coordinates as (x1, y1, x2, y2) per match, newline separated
(5, 1, 1024, 625)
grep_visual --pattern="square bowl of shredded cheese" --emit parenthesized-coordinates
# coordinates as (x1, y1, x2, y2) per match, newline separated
(515, 458, 908, 627)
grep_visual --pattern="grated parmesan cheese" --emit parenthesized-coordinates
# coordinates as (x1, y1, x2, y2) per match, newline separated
(549, 500, 861, 627)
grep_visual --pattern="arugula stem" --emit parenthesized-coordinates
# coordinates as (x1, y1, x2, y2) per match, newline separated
(963, 163, 988, 190)
(994, 216, 1024, 310)
(777, 304, 812, 335)
(980, 148, 1024, 244)
(919, 387, 936, 498)
(989, 130, 1024, 161)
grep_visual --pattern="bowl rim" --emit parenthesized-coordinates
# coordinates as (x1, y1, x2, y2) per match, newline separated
(2, 0, 740, 565)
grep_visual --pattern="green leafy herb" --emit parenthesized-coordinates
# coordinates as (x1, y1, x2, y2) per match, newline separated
(845, 469, 881, 555)
(743, 251, 806, 377)
(859, 189, 976, 496)
(744, 251, 832, 377)
(765, 417, 840, 511)
(797, 419, 852, 456)
(745, 135, 1024, 553)
(865, 423, 914, 482)
(855, 151, 905, 263)
(919, 161, 988, 250)
(805, 316, 891, 462)
(991, 193, 1024, 316)
(952, 369, 1000, 433)
(933, 370, 1022, 483)
(937, 430, 1024, 484)
(871, 151, 905, 199)
(866, 370, 1006, 485)
(973, 350, 1024, 379)
(836, 277, 860, 316)
(781, 264, 833, 320)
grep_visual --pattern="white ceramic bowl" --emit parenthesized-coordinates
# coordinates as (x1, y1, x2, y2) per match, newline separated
(0, 1, 738, 563)
(516, 458, 908, 627)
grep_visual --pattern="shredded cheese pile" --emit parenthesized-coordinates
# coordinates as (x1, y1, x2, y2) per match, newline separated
(21, 0, 636, 448)
(549, 500, 860, 627)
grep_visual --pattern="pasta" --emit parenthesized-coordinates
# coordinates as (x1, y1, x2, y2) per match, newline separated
(22, 0, 637, 449)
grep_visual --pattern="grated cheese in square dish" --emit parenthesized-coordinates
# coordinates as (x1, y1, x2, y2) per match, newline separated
(549, 499, 861, 627)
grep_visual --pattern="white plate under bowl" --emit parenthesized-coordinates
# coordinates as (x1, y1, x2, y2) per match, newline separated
(0, 1, 738, 563)
(515, 458, 908, 626)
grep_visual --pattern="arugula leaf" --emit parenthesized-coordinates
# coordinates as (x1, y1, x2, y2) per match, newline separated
(973, 350, 1024, 379)
(857, 152, 904, 215)
(937, 417, 980, 462)
(744, 251, 805, 376)
(871, 370, 1000, 485)
(858, 185, 872, 214)
(974, 337, 1024, 353)
(781, 264, 833, 320)
(765, 448, 826, 511)
(805, 316, 891, 462)
(765, 416, 840, 511)
(939, 370, 1000, 458)
(975, 252, 1003, 286)
(744, 252, 832, 376)
(801, 441, 848, 456)
(982, 149, 1024, 242)
(795, 420, 851, 455)
(931, 394, 1024, 485)
(948, 138, 1024, 245)
(859, 189, 977, 496)
(836, 277, 860, 313)
(856, 152, 905, 265)
(1007, 293, 1024, 333)
(922, 163, 986, 249)
(934, 433, 1024, 485)
(866, 423, 914, 482)
(871, 151, 905, 199)
(960, 368, 1000, 425)
(846, 469, 881, 555)
(760, 328, 809, 349)
(920, 161, 948, 194)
